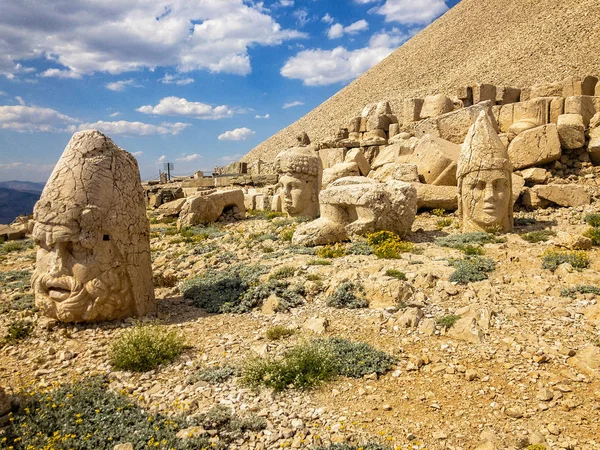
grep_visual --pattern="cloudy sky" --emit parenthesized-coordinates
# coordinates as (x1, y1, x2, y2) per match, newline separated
(0, 0, 459, 182)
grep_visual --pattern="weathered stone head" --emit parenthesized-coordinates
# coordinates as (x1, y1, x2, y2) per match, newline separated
(274, 146, 321, 219)
(31, 130, 155, 322)
(457, 111, 513, 233)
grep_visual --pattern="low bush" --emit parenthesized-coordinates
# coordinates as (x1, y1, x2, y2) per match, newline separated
(542, 250, 589, 271)
(584, 213, 600, 227)
(1, 319, 33, 346)
(521, 230, 555, 243)
(316, 243, 348, 259)
(348, 241, 373, 256)
(0, 293, 35, 314)
(436, 232, 499, 249)
(188, 365, 235, 384)
(0, 239, 33, 254)
(269, 265, 296, 280)
(266, 326, 296, 341)
(436, 218, 454, 230)
(437, 314, 460, 329)
(366, 231, 414, 259)
(315, 444, 392, 450)
(308, 259, 332, 266)
(560, 285, 600, 298)
(385, 269, 406, 280)
(326, 281, 368, 309)
(248, 210, 286, 220)
(239, 279, 305, 312)
(449, 256, 495, 284)
(287, 245, 316, 255)
(109, 323, 185, 372)
(278, 227, 295, 242)
(514, 217, 537, 226)
(527, 445, 547, 450)
(584, 227, 600, 245)
(319, 338, 396, 378)
(249, 232, 279, 242)
(461, 244, 484, 255)
(153, 272, 178, 288)
(0, 270, 32, 291)
(181, 264, 266, 313)
(432, 208, 446, 217)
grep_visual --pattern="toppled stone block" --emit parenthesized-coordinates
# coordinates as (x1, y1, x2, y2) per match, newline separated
(371, 139, 419, 170)
(473, 83, 496, 104)
(347, 117, 362, 133)
(0, 224, 27, 241)
(322, 162, 360, 188)
(388, 123, 400, 138)
(564, 96, 596, 126)
(178, 189, 245, 227)
(345, 148, 371, 176)
(157, 198, 187, 217)
(412, 183, 458, 211)
(532, 184, 591, 207)
(447, 317, 483, 344)
(496, 86, 521, 105)
(557, 114, 585, 149)
(457, 86, 473, 107)
(244, 193, 257, 210)
(415, 101, 497, 144)
(588, 127, 600, 165)
(556, 231, 593, 250)
(420, 94, 454, 119)
(368, 163, 420, 183)
(404, 98, 424, 123)
(530, 82, 562, 98)
(405, 135, 460, 185)
(255, 194, 272, 211)
(507, 119, 539, 140)
(520, 167, 549, 185)
(507, 124, 561, 169)
(563, 75, 599, 97)
(319, 147, 346, 169)
(362, 101, 395, 131)
(303, 317, 329, 334)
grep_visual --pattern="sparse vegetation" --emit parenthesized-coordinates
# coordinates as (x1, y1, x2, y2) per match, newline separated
(153, 271, 178, 288)
(584, 213, 600, 227)
(109, 323, 185, 372)
(514, 217, 537, 226)
(269, 265, 296, 280)
(316, 243, 348, 258)
(561, 285, 600, 298)
(541, 250, 589, 271)
(308, 259, 332, 266)
(432, 208, 446, 217)
(366, 231, 414, 259)
(1, 319, 34, 346)
(0, 239, 33, 254)
(449, 256, 495, 284)
(239, 279, 305, 312)
(326, 281, 368, 309)
(314, 445, 392, 450)
(436, 232, 500, 249)
(584, 226, 600, 245)
(436, 218, 454, 230)
(266, 325, 296, 341)
(521, 229, 555, 243)
(349, 241, 373, 255)
(437, 314, 460, 329)
(319, 338, 396, 378)
(527, 445, 547, 450)
(460, 244, 485, 255)
(188, 365, 235, 384)
(385, 269, 406, 280)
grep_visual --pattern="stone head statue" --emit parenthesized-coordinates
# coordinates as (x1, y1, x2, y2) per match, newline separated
(31, 130, 155, 322)
(296, 132, 311, 146)
(274, 146, 321, 219)
(457, 111, 513, 233)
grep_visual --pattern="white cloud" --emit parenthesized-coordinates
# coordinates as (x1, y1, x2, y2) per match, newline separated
(282, 101, 304, 109)
(0, 91, 6, 96)
(71, 121, 189, 136)
(218, 127, 255, 141)
(105, 79, 139, 92)
(375, 0, 449, 25)
(157, 155, 168, 163)
(279, 0, 294, 6)
(322, 13, 334, 24)
(0, 104, 79, 132)
(15, 96, 25, 106)
(137, 97, 236, 120)
(0, 0, 306, 79)
(176, 153, 201, 162)
(255, 113, 270, 119)
(131, 151, 143, 157)
(328, 20, 369, 39)
(369, 28, 412, 47)
(293, 9, 310, 27)
(160, 74, 195, 85)
(219, 153, 244, 164)
(109, 112, 121, 117)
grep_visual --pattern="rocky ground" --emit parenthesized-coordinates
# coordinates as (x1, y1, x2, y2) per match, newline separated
(1, 198, 600, 449)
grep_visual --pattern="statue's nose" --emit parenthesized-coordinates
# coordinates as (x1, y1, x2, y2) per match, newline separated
(49, 242, 70, 276)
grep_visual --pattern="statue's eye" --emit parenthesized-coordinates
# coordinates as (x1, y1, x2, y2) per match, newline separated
(103, 234, 110, 241)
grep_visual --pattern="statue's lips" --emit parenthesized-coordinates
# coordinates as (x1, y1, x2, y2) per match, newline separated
(43, 278, 73, 302)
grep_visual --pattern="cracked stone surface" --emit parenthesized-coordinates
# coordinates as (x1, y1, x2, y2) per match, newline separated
(31, 130, 155, 322)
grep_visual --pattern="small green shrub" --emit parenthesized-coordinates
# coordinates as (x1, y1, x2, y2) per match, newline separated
(250, 232, 279, 242)
(314, 445, 392, 450)
(527, 445, 547, 450)
(109, 323, 185, 372)
(521, 229, 555, 243)
(436, 232, 499, 249)
(0, 270, 32, 291)
(266, 326, 296, 341)
(0, 293, 35, 314)
(1, 239, 33, 254)
(188, 366, 235, 384)
(239, 279, 305, 312)
(385, 269, 406, 280)
(514, 217, 537, 226)
(561, 285, 600, 298)
(449, 256, 495, 284)
(437, 314, 460, 329)
(348, 241, 373, 256)
(432, 208, 446, 217)
(242, 341, 338, 391)
(366, 231, 414, 259)
(319, 337, 396, 378)
(542, 250, 589, 271)
(584, 214, 600, 227)
(308, 259, 332, 266)
(584, 227, 600, 245)
(461, 244, 484, 255)
(436, 218, 454, 230)
(287, 245, 316, 255)
(1, 319, 33, 346)
(153, 272, 178, 288)
(269, 265, 296, 280)
(316, 243, 348, 259)
(278, 227, 295, 242)
(305, 273, 323, 282)
(326, 281, 368, 309)
(248, 210, 286, 220)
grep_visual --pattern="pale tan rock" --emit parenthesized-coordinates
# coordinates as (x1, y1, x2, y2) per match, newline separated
(345, 148, 371, 176)
(549, 96, 565, 123)
(556, 231, 593, 250)
(0, 224, 26, 241)
(521, 187, 542, 209)
(293, 177, 416, 246)
(244, 193, 257, 210)
(590, 112, 600, 129)
(179, 189, 245, 227)
(255, 194, 272, 211)
(415, 101, 498, 144)
(368, 163, 420, 183)
(520, 167, 549, 185)
(512, 173, 525, 204)
(530, 82, 562, 98)
(32, 130, 155, 323)
(588, 127, 600, 164)
(507, 119, 539, 140)
(456, 86, 473, 106)
(371, 139, 418, 170)
(303, 317, 329, 334)
(473, 83, 496, 104)
(362, 101, 395, 131)
(360, 129, 388, 146)
(0, 386, 10, 416)
(420, 94, 454, 119)
(347, 117, 362, 133)
(365, 279, 414, 309)
(513, 97, 554, 126)
(567, 345, 600, 379)
(388, 123, 400, 138)
(532, 184, 591, 207)
(271, 194, 282, 212)
(496, 86, 521, 105)
(447, 317, 483, 343)
(458, 111, 513, 233)
(396, 307, 424, 328)
(557, 114, 585, 149)
(113, 444, 134, 450)
(404, 135, 460, 186)
(403, 98, 424, 123)
(157, 198, 187, 217)
(275, 146, 322, 219)
(322, 162, 360, 188)
(564, 96, 596, 126)
(412, 183, 458, 211)
(319, 147, 346, 169)
(176, 427, 207, 440)
(507, 124, 561, 169)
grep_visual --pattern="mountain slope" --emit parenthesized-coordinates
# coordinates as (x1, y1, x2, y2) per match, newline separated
(0, 187, 39, 224)
(0, 181, 45, 194)
(242, 0, 600, 163)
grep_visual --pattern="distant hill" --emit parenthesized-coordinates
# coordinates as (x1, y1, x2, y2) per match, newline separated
(0, 180, 46, 194)
(0, 187, 40, 224)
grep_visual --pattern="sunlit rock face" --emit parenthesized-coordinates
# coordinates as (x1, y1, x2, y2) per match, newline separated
(457, 111, 513, 233)
(32, 130, 155, 323)
(274, 146, 321, 219)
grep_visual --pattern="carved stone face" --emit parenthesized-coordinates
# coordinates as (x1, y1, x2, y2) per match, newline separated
(280, 174, 317, 217)
(461, 169, 511, 232)
(31, 213, 135, 323)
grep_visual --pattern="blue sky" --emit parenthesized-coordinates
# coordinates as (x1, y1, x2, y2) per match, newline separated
(0, 0, 460, 182)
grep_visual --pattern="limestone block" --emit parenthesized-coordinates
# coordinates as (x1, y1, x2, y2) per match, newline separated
(368, 163, 420, 183)
(507, 124, 562, 169)
(473, 84, 496, 104)
(319, 147, 346, 169)
(338, 138, 361, 149)
(556, 231, 593, 250)
(362, 101, 394, 131)
(457, 86, 473, 106)
(420, 94, 454, 119)
(557, 114, 585, 149)
(251, 174, 278, 185)
(583, 76, 599, 96)
(521, 187, 542, 209)
(530, 82, 562, 99)
(492, 105, 502, 124)
(347, 117, 362, 133)
(562, 76, 583, 97)
(255, 194, 272, 211)
(590, 112, 600, 130)
(344, 148, 371, 176)
(520, 167, 548, 185)
(157, 198, 187, 217)
(415, 101, 497, 144)
(498, 104, 516, 133)
(405, 135, 461, 186)
(388, 123, 400, 138)
(507, 119, 538, 140)
(564, 96, 596, 126)
(496, 86, 521, 105)
(447, 317, 483, 343)
(513, 97, 554, 126)
(512, 173, 525, 204)
(178, 189, 245, 227)
(371, 139, 419, 170)
(412, 183, 458, 211)
(588, 127, 600, 164)
(532, 184, 591, 207)
(322, 162, 360, 189)
(244, 193, 257, 210)
(550, 97, 564, 123)
(271, 194, 282, 212)
(403, 98, 424, 123)
(0, 225, 27, 241)
(520, 87, 531, 102)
